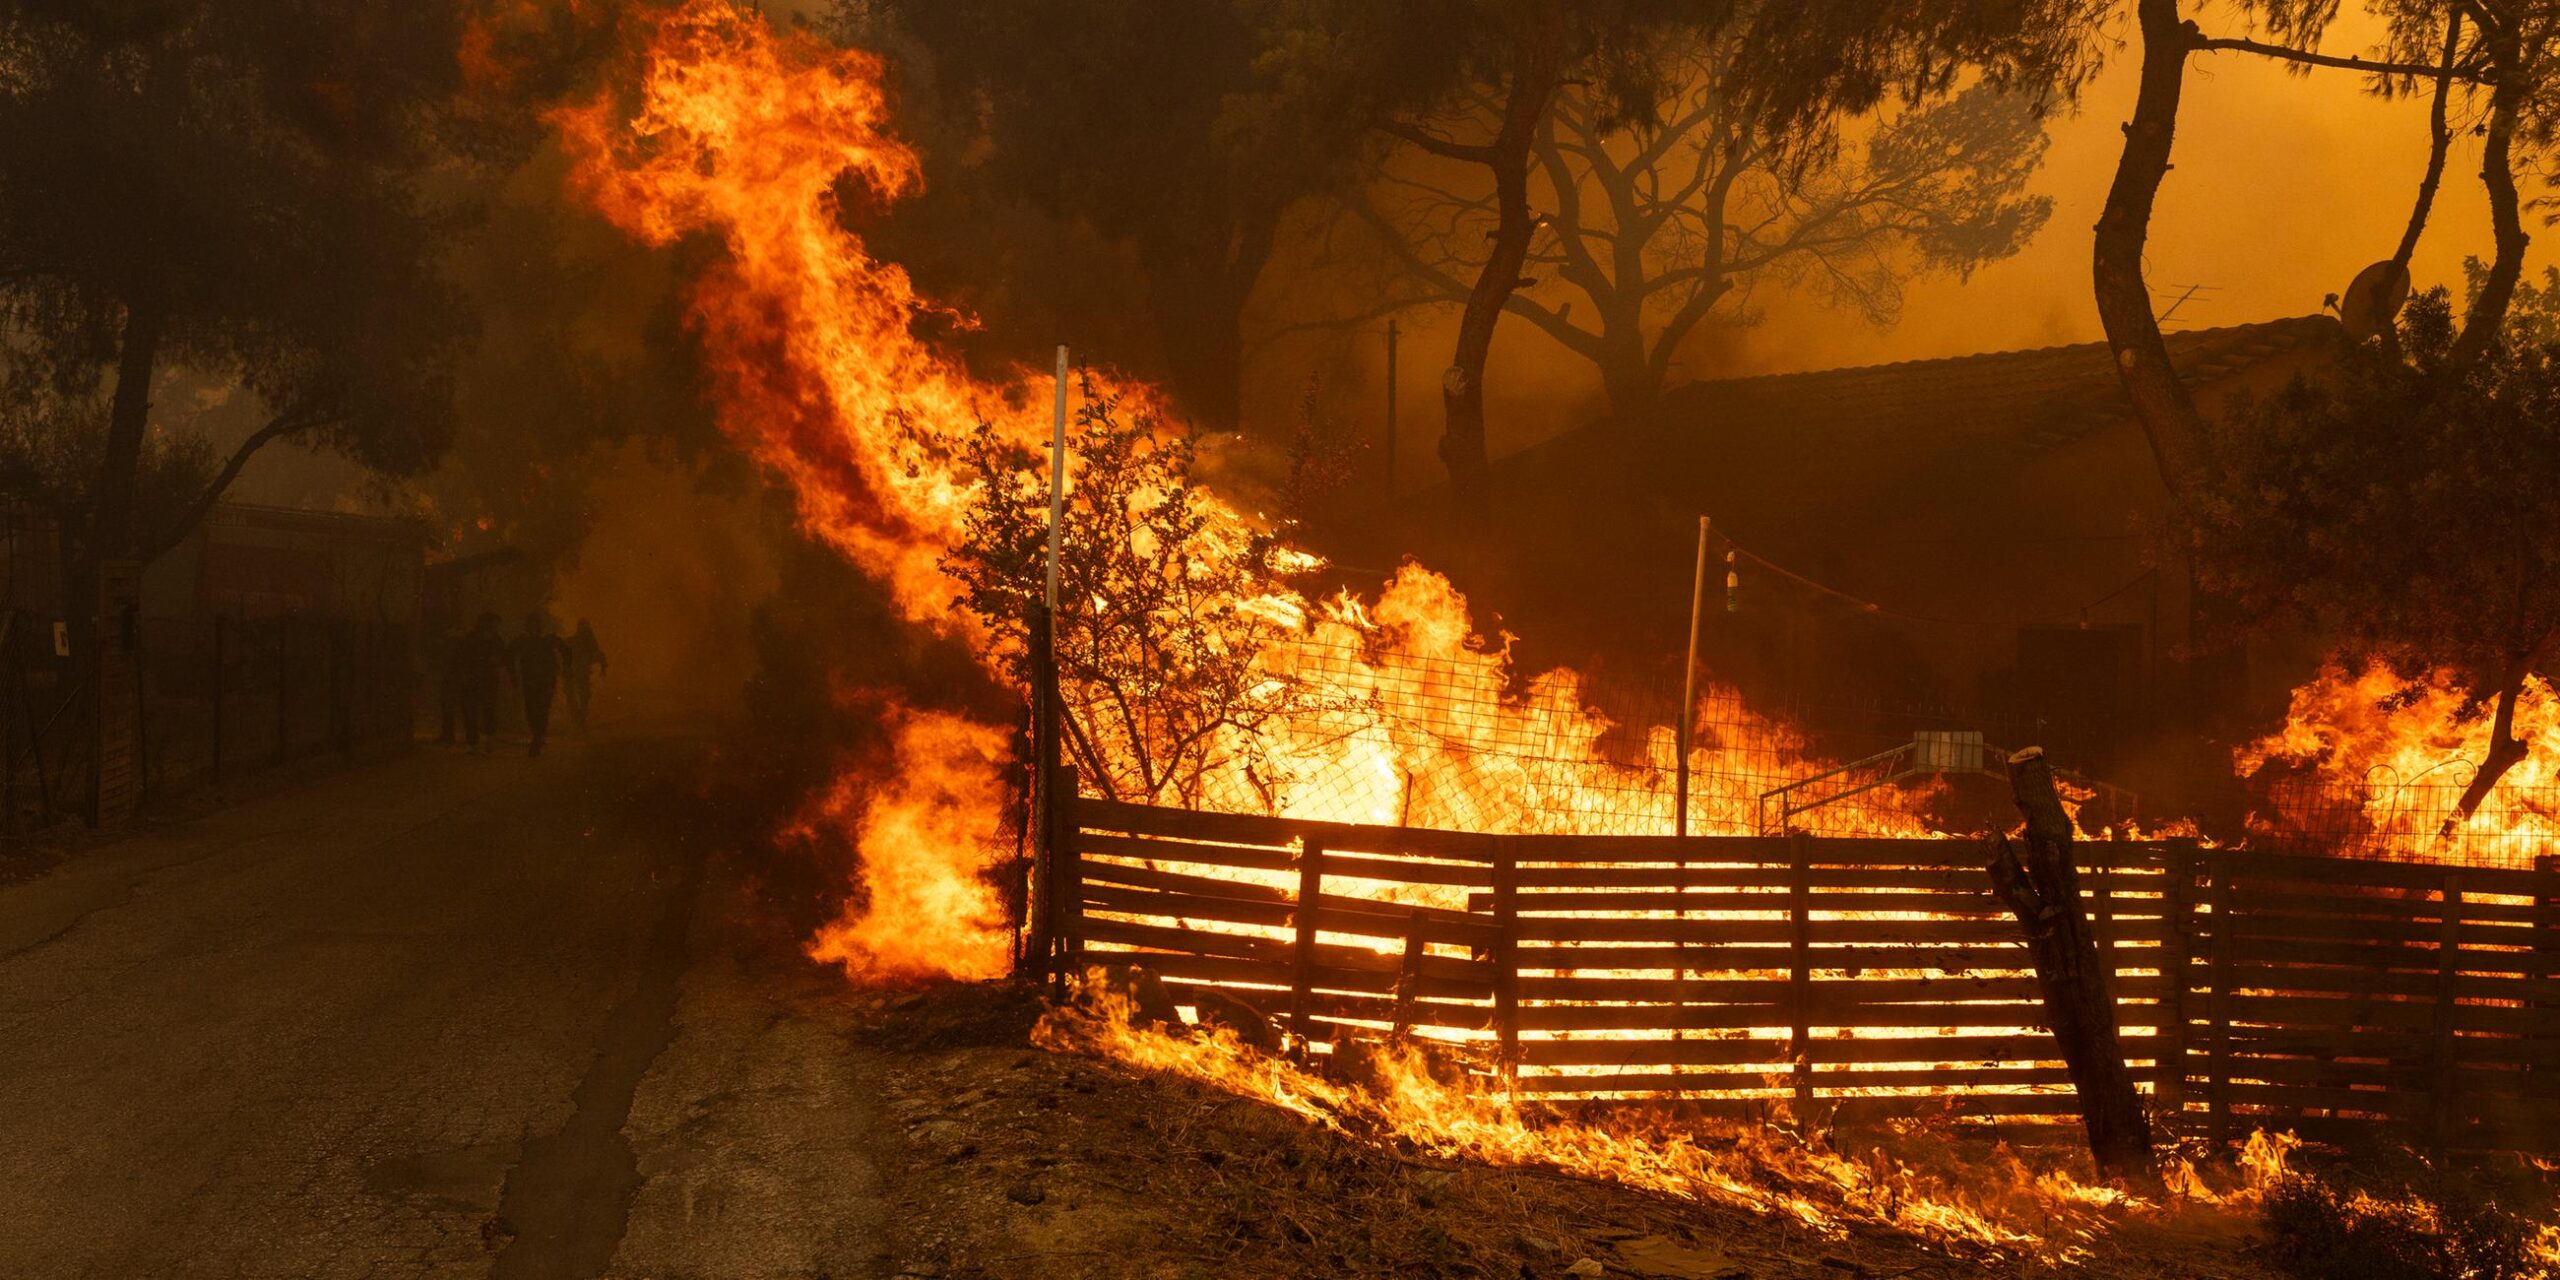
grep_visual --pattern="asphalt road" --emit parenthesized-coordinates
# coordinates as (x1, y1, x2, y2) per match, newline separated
(0, 723, 890, 1280)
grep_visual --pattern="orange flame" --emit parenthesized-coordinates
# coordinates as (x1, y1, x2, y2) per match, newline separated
(1036, 985, 2150, 1260)
(550, 0, 1939, 977)
(801, 708, 1015, 983)
(552, 1, 1054, 620)
(2239, 659, 2560, 865)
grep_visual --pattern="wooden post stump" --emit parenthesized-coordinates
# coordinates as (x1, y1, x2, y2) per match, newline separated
(1985, 746, 2158, 1189)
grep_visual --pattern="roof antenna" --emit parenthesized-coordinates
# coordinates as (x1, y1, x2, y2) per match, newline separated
(2155, 282, 2209, 326)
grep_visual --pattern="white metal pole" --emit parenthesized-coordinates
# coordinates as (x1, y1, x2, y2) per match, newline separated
(1678, 515, 1711, 840)
(1045, 345, 1069, 610)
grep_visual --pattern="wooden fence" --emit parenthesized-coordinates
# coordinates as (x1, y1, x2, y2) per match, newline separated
(1056, 797, 2560, 1154)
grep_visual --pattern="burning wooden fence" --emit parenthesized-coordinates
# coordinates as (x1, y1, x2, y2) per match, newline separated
(1055, 796, 2560, 1156)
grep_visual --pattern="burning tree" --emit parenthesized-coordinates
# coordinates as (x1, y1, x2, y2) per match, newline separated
(941, 386, 1331, 807)
(2196, 271, 2560, 827)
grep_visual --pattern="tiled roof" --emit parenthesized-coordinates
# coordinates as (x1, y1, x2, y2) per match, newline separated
(1473, 315, 2347, 544)
(1637, 314, 2338, 472)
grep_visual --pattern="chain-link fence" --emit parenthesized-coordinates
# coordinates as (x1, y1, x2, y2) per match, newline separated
(1066, 628, 1955, 838)
(2, 612, 417, 832)
(2249, 769, 2560, 870)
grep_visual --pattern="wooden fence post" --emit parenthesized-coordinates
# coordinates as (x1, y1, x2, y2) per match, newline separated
(1492, 836, 1520, 1096)
(1047, 762, 1080, 985)
(1025, 605, 1059, 985)
(2209, 856, 2235, 1145)
(1789, 831, 1814, 1119)
(2431, 870, 2464, 1163)
(2155, 840, 2197, 1128)
(1391, 908, 1425, 1039)
(1289, 836, 1326, 1055)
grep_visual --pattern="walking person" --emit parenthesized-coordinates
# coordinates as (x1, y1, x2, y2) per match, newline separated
(508, 612, 573, 758)
(564, 619, 607, 731)
(458, 613, 505, 756)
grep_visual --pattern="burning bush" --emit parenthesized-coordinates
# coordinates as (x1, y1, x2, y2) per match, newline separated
(2258, 1174, 2554, 1280)
(941, 383, 1336, 807)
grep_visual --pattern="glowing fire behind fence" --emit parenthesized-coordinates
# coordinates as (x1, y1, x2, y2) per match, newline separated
(550, 0, 1941, 980)
(540, 3, 2560, 1257)
(2243, 661, 2560, 870)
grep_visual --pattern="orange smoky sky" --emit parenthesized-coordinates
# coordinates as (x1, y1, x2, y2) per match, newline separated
(1311, 6, 2551, 479)
(1748, 6, 2539, 372)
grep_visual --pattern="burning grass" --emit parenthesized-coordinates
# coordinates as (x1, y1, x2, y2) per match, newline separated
(1029, 978, 2314, 1268)
(869, 981, 2284, 1280)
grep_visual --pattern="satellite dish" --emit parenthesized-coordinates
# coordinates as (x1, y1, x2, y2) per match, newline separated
(2338, 259, 2412, 342)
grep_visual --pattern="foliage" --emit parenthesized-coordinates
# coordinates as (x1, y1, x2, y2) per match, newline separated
(2258, 1174, 2546, 1280)
(2197, 270, 2560, 699)
(833, 0, 1375, 432)
(0, 373, 212, 534)
(941, 387, 1326, 806)
(1350, 27, 2053, 413)
(0, 0, 478, 566)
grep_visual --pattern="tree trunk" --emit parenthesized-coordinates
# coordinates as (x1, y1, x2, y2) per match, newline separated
(1596, 322, 1661, 421)
(89, 294, 164, 579)
(1148, 274, 1247, 432)
(1140, 205, 1277, 434)
(2092, 0, 2209, 508)
(2449, 65, 2530, 369)
(2392, 11, 2463, 272)
(1440, 14, 1563, 524)
(2451, 671, 2533, 830)
(1986, 747, 2159, 1189)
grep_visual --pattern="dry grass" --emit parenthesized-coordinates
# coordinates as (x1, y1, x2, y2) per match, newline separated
(854, 983, 2289, 1280)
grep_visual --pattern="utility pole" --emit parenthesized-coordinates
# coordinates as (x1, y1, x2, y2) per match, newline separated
(1384, 320, 1399, 502)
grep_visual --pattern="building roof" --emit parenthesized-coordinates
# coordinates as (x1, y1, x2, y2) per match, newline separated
(1639, 313, 2337, 480)
(1470, 315, 2344, 549)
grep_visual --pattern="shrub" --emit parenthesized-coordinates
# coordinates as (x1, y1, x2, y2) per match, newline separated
(2259, 1174, 2545, 1280)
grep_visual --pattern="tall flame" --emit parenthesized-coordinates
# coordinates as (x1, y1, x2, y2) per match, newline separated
(538, 8, 2560, 1262)
(551, 0, 1935, 976)
(552, 2, 1048, 620)
(800, 708, 1015, 983)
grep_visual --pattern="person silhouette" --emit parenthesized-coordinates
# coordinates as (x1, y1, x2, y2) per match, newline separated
(507, 612, 573, 758)
(564, 619, 608, 731)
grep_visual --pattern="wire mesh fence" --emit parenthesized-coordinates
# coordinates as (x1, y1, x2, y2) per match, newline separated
(2250, 770, 2560, 871)
(3, 611, 416, 832)
(1058, 628, 1951, 839)
(1053, 626, 2560, 869)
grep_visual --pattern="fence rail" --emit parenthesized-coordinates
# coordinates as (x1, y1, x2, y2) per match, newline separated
(1056, 796, 2560, 1153)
